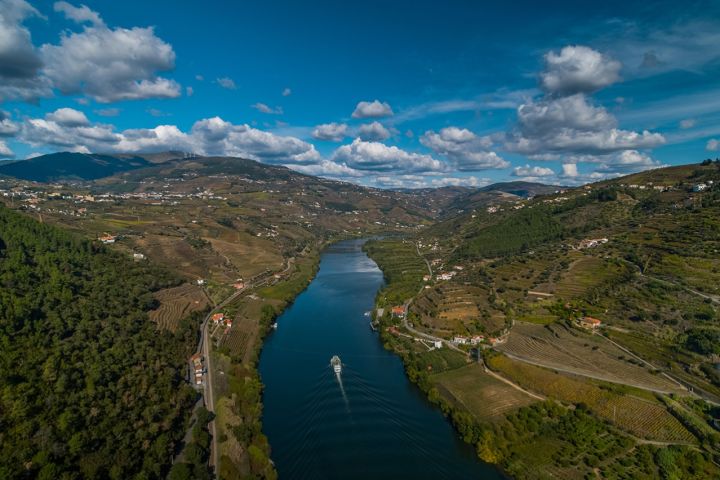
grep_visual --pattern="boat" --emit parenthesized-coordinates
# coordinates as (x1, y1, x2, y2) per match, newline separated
(330, 355, 342, 374)
(369, 321, 377, 332)
(271, 322, 278, 330)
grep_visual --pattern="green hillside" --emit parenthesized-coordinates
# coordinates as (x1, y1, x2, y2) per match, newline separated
(0, 204, 200, 479)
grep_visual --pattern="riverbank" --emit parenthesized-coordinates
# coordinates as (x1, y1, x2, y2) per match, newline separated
(258, 238, 497, 479)
(363, 237, 720, 480)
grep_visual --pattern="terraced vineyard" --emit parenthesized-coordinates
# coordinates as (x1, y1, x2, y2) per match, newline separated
(488, 355, 697, 444)
(412, 283, 506, 335)
(496, 322, 684, 393)
(432, 363, 537, 422)
(222, 315, 258, 363)
(149, 284, 209, 331)
(364, 239, 427, 305)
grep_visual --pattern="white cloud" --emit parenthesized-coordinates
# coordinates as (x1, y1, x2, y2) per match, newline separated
(251, 102, 283, 115)
(0, 140, 14, 158)
(15, 113, 322, 166)
(0, 0, 51, 101)
(357, 121, 391, 141)
(54, 1, 104, 27)
(46, 107, 89, 126)
(540, 45, 621, 95)
(508, 94, 665, 155)
(0, 111, 20, 136)
(420, 126, 508, 171)
(216, 77, 236, 90)
(679, 118, 696, 129)
(372, 174, 489, 189)
(351, 100, 393, 119)
(332, 138, 446, 173)
(95, 108, 120, 117)
(312, 122, 347, 142)
(561, 163, 578, 178)
(289, 159, 362, 178)
(41, 3, 180, 102)
(706, 139, 719, 151)
(282, 87, 292, 96)
(186, 86, 194, 96)
(511, 164, 555, 177)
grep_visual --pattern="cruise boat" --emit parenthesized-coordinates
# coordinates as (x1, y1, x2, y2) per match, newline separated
(330, 355, 342, 374)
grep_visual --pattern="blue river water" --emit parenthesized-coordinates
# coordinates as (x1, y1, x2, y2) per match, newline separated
(259, 239, 502, 479)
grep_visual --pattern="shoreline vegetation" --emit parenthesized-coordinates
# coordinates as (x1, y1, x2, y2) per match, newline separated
(363, 237, 720, 480)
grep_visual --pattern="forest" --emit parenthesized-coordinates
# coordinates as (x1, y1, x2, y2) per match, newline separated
(0, 204, 200, 479)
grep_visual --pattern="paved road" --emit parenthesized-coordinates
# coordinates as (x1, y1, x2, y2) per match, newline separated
(198, 256, 295, 473)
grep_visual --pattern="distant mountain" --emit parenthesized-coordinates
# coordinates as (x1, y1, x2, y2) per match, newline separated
(478, 181, 562, 198)
(0, 152, 152, 182)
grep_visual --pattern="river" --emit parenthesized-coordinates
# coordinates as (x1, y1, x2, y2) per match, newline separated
(259, 239, 502, 479)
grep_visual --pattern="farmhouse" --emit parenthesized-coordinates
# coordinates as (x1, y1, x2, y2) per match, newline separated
(391, 305, 406, 318)
(233, 281, 245, 289)
(423, 274, 432, 282)
(693, 183, 708, 192)
(436, 271, 456, 281)
(98, 234, 116, 244)
(580, 316, 602, 329)
(453, 336, 468, 345)
(433, 340, 443, 349)
(578, 238, 608, 249)
(211, 313, 225, 325)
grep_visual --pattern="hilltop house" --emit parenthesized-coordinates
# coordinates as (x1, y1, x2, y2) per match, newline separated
(98, 234, 116, 244)
(580, 316, 602, 329)
(391, 305, 406, 318)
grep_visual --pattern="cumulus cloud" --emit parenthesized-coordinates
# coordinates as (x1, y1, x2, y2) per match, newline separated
(0, 111, 20, 136)
(372, 174, 489, 189)
(312, 122, 347, 142)
(540, 45, 621, 95)
(351, 100, 393, 119)
(0, 140, 14, 158)
(508, 94, 664, 155)
(561, 163, 578, 178)
(15, 112, 322, 165)
(420, 126, 508, 170)
(186, 86, 193, 96)
(596, 149, 660, 174)
(679, 118, 696, 129)
(216, 77, 236, 90)
(282, 87, 292, 96)
(0, 0, 51, 101)
(54, 1, 104, 27)
(511, 164, 555, 177)
(332, 138, 445, 173)
(46, 107, 89, 126)
(251, 102, 283, 115)
(706, 139, 719, 151)
(289, 159, 362, 179)
(357, 121, 391, 141)
(40, 3, 180, 102)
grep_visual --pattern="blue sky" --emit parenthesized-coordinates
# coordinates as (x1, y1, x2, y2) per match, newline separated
(1, 0, 719, 188)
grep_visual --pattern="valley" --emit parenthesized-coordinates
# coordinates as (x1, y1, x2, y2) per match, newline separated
(2, 153, 719, 479)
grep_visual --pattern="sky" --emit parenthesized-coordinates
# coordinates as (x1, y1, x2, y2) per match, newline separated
(1, 0, 719, 188)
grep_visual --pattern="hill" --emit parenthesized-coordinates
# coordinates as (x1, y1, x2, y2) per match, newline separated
(0, 152, 153, 182)
(0, 203, 201, 479)
(365, 160, 720, 479)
